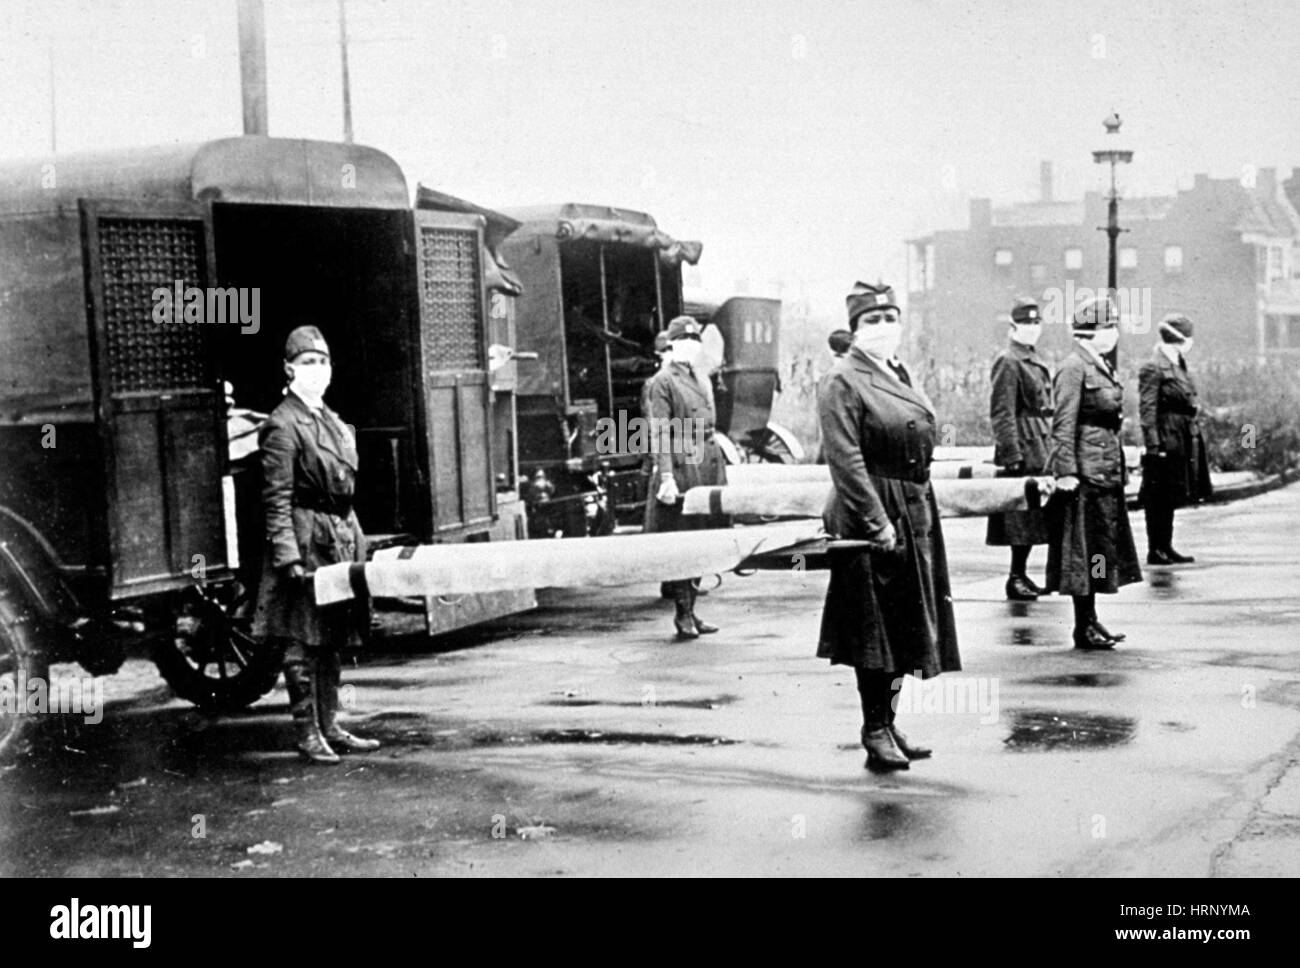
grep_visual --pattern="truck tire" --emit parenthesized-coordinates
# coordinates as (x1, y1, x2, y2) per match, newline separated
(0, 589, 49, 760)
(153, 583, 282, 713)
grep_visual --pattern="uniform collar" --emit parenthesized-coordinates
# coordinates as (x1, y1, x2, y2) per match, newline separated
(285, 390, 355, 467)
(1072, 340, 1118, 381)
(847, 346, 934, 414)
(1008, 339, 1049, 368)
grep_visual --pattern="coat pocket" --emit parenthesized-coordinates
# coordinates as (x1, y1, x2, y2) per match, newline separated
(1077, 425, 1121, 487)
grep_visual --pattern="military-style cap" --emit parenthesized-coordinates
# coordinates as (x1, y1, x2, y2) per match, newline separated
(665, 315, 702, 341)
(1159, 313, 1193, 340)
(1072, 295, 1118, 331)
(1011, 297, 1040, 324)
(284, 325, 331, 361)
(846, 281, 898, 328)
(828, 329, 853, 355)
(653, 331, 672, 353)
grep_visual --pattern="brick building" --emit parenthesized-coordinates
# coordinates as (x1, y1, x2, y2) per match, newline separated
(906, 162, 1300, 366)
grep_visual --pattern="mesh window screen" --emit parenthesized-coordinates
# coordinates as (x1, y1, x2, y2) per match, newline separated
(419, 227, 483, 371)
(100, 218, 210, 392)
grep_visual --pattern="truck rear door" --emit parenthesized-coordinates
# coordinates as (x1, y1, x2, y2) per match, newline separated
(411, 209, 496, 533)
(80, 200, 232, 600)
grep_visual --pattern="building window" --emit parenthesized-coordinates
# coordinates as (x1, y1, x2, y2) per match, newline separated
(1030, 263, 1047, 283)
(1267, 245, 1285, 281)
(1164, 245, 1183, 273)
(924, 243, 935, 291)
(994, 248, 1013, 268)
(1064, 248, 1083, 271)
(1119, 247, 1137, 270)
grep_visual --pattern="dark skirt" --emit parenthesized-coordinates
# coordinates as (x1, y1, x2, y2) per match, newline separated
(1138, 435, 1213, 508)
(1044, 483, 1143, 596)
(985, 508, 1050, 546)
(817, 480, 961, 679)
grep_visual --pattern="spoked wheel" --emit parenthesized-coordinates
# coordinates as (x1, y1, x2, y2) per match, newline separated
(739, 424, 804, 464)
(0, 590, 49, 760)
(154, 583, 282, 713)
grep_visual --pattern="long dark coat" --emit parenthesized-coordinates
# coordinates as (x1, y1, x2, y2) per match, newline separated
(1043, 343, 1142, 596)
(986, 340, 1053, 547)
(252, 391, 368, 649)
(1138, 347, 1213, 507)
(642, 360, 729, 535)
(816, 348, 960, 679)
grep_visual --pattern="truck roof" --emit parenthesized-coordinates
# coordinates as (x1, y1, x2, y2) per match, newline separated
(0, 136, 408, 216)
(498, 203, 702, 265)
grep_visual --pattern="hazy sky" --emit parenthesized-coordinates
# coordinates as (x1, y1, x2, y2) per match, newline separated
(2, 0, 1298, 317)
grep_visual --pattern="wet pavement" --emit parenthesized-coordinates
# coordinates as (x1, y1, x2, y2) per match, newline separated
(3, 484, 1299, 877)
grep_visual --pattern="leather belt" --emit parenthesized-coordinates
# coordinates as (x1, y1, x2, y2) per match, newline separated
(868, 467, 930, 485)
(1078, 414, 1121, 432)
(296, 494, 354, 517)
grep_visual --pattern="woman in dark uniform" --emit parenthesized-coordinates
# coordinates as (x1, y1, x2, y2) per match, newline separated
(986, 297, 1053, 600)
(253, 326, 379, 763)
(817, 282, 960, 771)
(1044, 297, 1142, 650)
(1139, 313, 1212, 564)
(644, 315, 729, 639)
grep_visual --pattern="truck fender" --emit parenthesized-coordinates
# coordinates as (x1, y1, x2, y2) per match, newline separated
(0, 506, 80, 625)
(714, 431, 742, 466)
(765, 422, 806, 463)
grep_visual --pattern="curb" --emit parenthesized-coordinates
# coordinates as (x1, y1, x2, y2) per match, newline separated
(1126, 467, 1298, 510)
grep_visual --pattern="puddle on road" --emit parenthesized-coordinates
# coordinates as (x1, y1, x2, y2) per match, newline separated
(539, 694, 739, 711)
(363, 715, 736, 750)
(531, 730, 735, 746)
(1003, 710, 1137, 751)
(860, 801, 912, 841)
(1022, 673, 1127, 688)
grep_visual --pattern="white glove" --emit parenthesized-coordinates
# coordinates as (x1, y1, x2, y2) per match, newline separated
(868, 521, 897, 553)
(656, 476, 680, 504)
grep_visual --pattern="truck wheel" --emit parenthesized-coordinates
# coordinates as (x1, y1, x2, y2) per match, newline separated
(0, 590, 49, 760)
(154, 584, 282, 713)
(751, 423, 805, 464)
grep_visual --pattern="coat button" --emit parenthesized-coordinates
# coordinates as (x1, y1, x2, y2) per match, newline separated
(908, 419, 917, 428)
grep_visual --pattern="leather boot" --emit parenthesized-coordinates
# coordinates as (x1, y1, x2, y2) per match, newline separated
(1164, 548, 1195, 564)
(1089, 617, 1126, 642)
(283, 659, 339, 764)
(861, 726, 909, 771)
(317, 651, 379, 753)
(1073, 625, 1117, 650)
(887, 708, 932, 759)
(1005, 574, 1039, 601)
(689, 582, 718, 635)
(671, 582, 698, 640)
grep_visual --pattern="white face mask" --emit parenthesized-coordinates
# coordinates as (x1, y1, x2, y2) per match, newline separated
(853, 321, 903, 360)
(1086, 328, 1119, 355)
(289, 360, 332, 402)
(670, 339, 703, 367)
(1010, 323, 1042, 347)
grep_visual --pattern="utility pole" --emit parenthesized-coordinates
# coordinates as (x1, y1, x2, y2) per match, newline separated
(339, 0, 354, 143)
(237, 0, 269, 135)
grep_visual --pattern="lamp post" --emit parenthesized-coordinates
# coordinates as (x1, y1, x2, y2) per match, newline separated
(1092, 111, 1133, 365)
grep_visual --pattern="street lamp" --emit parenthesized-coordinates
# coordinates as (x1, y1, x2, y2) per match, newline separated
(1092, 112, 1133, 296)
(1092, 111, 1133, 365)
